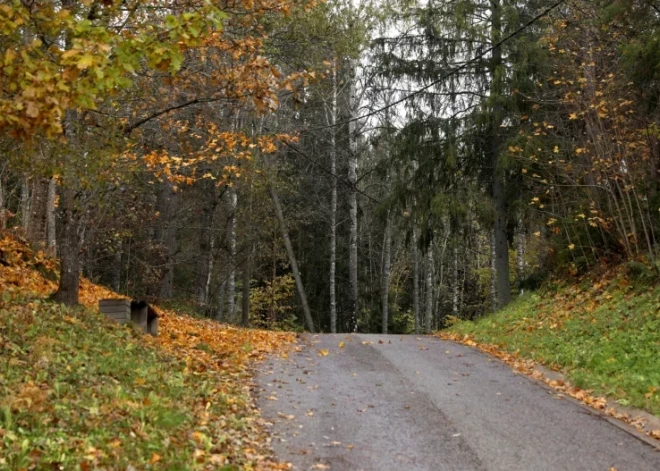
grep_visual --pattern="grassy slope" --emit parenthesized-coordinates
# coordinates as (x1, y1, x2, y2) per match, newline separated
(0, 234, 293, 470)
(443, 272, 660, 416)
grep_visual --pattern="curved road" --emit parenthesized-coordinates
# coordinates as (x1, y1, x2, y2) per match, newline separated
(255, 334, 660, 471)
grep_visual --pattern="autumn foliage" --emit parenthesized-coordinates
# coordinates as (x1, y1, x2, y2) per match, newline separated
(0, 233, 294, 469)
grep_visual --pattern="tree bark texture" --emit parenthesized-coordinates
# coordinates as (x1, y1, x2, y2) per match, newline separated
(381, 211, 392, 334)
(195, 176, 217, 305)
(413, 225, 421, 334)
(241, 250, 251, 327)
(348, 59, 359, 332)
(227, 186, 237, 321)
(46, 178, 57, 256)
(52, 188, 80, 305)
(329, 59, 338, 334)
(490, 0, 511, 309)
(424, 246, 433, 334)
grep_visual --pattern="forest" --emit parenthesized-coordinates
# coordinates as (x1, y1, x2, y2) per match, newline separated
(2, 0, 660, 335)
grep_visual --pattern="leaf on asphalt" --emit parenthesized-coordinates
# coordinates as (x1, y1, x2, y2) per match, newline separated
(317, 349, 329, 356)
(338, 341, 345, 348)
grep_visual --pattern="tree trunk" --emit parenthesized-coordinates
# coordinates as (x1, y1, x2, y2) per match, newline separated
(46, 178, 57, 256)
(424, 246, 433, 334)
(452, 244, 459, 316)
(490, 230, 498, 313)
(111, 244, 121, 293)
(329, 59, 338, 334)
(216, 278, 227, 321)
(490, 0, 511, 309)
(227, 186, 237, 321)
(270, 185, 316, 333)
(381, 211, 392, 334)
(52, 188, 80, 305)
(20, 176, 30, 235)
(27, 178, 49, 249)
(413, 225, 420, 334)
(0, 162, 6, 230)
(204, 239, 214, 302)
(348, 59, 359, 332)
(195, 176, 217, 305)
(516, 214, 525, 296)
(159, 183, 178, 299)
(241, 250, 251, 327)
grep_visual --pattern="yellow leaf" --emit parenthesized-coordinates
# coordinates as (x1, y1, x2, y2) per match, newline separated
(4, 49, 16, 65)
(149, 453, 161, 464)
(76, 53, 95, 70)
(317, 349, 329, 356)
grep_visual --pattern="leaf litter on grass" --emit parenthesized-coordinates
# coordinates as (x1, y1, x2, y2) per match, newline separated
(437, 267, 660, 442)
(0, 233, 295, 470)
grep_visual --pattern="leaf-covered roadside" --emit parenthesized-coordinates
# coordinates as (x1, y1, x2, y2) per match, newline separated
(0, 234, 294, 470)
(437, 269, 660, 439)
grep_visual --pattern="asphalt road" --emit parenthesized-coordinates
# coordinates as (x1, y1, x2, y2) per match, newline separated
(255, 333, 660, 471)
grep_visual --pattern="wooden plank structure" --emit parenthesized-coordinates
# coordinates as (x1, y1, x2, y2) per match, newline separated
(99, 299, 131, 324)
(99, 298, 159, 336)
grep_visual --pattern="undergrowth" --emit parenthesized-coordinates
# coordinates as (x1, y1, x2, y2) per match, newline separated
(0, 234, 293, 470)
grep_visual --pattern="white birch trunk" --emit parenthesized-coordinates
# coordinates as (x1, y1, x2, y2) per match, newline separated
(329, 59, 338, 333)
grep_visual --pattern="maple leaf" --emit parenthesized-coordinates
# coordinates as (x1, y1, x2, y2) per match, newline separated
(76, 53, 95, 70)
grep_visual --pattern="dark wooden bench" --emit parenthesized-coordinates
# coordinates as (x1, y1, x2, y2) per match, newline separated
(99, 299, 159, 336)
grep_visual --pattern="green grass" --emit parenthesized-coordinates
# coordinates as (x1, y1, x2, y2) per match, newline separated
(447, 275, 660, 415)
(0, 295, 244, 470)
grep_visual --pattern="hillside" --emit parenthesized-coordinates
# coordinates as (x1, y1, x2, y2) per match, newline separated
(0, 234, 294, 470)
(439, 268, 660, 437)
